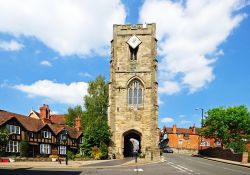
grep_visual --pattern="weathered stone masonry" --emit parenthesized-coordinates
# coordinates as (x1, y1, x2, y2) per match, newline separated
(108, 23, 160, 160)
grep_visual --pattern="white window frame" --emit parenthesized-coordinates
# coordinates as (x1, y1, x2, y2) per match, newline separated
(58, 146, 66, 155)
(6, 140, 19, 153)
(6, 124, 20, 134)
(79, 137, 83, 144)
(42, 131, 51, 139)
(40, 144, 51, 154)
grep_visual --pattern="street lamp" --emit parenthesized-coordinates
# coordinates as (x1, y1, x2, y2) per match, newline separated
(61, 128, 68, 165)
(195, 108, 204, 127)
(195, 108, 204, 152)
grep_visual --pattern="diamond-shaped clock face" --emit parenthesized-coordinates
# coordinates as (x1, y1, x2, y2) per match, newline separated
(127, 35, 141, 49)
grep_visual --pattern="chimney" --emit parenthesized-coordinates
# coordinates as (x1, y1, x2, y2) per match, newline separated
(192, 124, 196, 134)
(173, 124, 177, 134)
(75, 116, 81, 131)
(39, 104, 51, 123)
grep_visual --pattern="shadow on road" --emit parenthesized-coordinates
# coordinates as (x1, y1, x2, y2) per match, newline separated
(0, 168, 82, 175)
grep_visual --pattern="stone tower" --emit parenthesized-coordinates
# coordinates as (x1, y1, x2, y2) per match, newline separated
(108, 23, 160, 160)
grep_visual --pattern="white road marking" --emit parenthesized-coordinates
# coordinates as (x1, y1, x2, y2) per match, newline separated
(134, 168, 143, 172)
(167, 161, 194, 174)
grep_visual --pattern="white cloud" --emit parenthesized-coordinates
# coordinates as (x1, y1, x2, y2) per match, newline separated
(161, 117, 174, 124)
(140, 0, 249, 94)
(40, 60, 52, 67)
(0, 0, 126, 56)
(79, 72, 92, 78)
(14, 80, 88, 105)
(158, 81, 181, 95)
(0, 40, 24, 51)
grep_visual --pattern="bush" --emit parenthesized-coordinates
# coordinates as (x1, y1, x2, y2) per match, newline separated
(20, 140, 28, 157)
(67, 151, 75, 160)
(74, 153, 81, 158)
(91, 146, 101, 160)
(49, 155, 58, 158)
(227, 141, 246, 153)
(99, 141, 108, 159)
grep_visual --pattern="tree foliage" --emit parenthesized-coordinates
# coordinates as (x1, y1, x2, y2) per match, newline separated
(200, 105, 250, 152)
(65, 75, 111, 158)
(65, 105, 84, 128)
(84, 75, 108, 121)
(81, 75, 111, 157)
(0, 127, 10, 155)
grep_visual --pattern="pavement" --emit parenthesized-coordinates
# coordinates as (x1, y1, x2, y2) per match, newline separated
(0, 154, 248, 169)
(195, 154, 250, 168)
(0, 157, 163, 169)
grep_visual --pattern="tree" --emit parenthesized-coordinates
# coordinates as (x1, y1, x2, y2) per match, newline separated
(0, 127, 10, 156)
(65, 105, 84, 128)
(81, 75, 111, 157)
(84, 75, 108, 121)
(200, 105, 250, 153)
(65, 75, 111, 158)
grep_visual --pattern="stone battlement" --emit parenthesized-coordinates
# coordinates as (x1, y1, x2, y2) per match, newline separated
(113, 23, 156, 35)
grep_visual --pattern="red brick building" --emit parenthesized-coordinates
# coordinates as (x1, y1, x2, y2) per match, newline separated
(161, 125, 200, 150)
(0, 104, 82, 157)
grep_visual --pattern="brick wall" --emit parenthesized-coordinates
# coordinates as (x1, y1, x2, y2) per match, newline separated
(201, 147, 248, 163)
(168, 133, 199, 150)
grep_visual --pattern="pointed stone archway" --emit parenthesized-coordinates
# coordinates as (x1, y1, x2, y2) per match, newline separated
(123, 129, 141, 157)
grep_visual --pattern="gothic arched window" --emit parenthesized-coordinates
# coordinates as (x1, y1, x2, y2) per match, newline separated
(128, 80, 143, 106)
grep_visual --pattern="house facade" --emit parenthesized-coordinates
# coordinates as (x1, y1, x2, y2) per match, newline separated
(0, 104, 82, 157)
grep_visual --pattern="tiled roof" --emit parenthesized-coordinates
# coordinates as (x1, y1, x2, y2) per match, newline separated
(50, 114, 65, 125)
(164, 127, 199, 135)
(0, 109, 82, 139)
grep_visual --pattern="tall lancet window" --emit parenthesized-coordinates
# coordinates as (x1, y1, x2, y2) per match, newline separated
(128, 80, 143, 106)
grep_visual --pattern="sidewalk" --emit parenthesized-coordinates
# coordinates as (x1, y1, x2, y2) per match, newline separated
(197, 155, 250, 168)
(0, 159, 113, 169)
(0, 157, 163, 169)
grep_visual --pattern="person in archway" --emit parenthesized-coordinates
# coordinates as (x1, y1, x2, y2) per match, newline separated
(130, 138, 139, 162)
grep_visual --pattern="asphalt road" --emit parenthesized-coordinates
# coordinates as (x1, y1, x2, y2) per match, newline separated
(0, 154, 249, 175)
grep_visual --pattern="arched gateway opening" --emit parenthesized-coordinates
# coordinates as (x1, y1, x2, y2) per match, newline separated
(123, 130, 141, 157)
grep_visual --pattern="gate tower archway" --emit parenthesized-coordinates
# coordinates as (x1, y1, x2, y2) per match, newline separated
(123, 129, 141, 157)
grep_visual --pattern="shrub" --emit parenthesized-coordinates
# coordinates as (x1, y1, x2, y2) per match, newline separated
(91, 146, 101, 160)
(99, 141, 108, 159)
(67, 151, 75, 160)
(227, 141, 246, 153)
(20, 140, 28, 157)
(49, 155, 58, 159)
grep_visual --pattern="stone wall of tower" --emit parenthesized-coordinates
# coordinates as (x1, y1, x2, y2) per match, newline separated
(108, 24, 160, 160)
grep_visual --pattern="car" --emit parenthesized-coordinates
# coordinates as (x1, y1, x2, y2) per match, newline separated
(163, 147, 173, 153)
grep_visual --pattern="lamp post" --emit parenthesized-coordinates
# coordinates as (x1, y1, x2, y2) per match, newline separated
(61, 128, 68, 165)
(195, 108, 204, 152)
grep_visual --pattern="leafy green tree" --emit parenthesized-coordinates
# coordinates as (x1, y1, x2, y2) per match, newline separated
(80, 75, 111, 157)
(200, 105, 250, 153)
(65, 105, 84, 128)
(84, 75, 108, 121)
(65, 75, 111, 158)
(0, 127, 10, 156)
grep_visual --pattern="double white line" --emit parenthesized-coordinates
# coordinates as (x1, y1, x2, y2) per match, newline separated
(167, 162, 196, 174)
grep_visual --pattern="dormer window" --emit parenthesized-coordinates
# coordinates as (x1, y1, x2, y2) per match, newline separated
(6, 124, 20, 134)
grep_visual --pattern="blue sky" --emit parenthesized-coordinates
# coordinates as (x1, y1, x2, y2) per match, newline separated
(0, 0, 250, 129)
